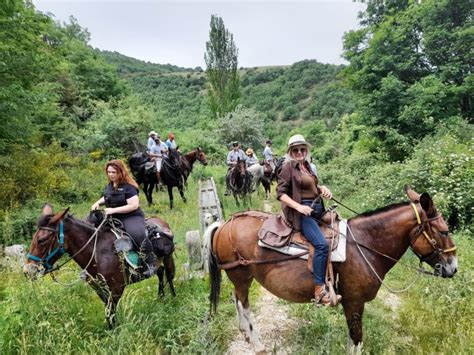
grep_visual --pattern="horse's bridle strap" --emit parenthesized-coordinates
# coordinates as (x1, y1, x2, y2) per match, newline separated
(410, 203, 456, 256)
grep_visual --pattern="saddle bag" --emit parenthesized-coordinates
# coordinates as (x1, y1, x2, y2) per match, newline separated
(258, 214, 293, 247)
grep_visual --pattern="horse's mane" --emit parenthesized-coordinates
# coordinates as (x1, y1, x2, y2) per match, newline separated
(65, 214, 98, 232)
(37, 213, 99, 233)
(350, 201, 410, 221)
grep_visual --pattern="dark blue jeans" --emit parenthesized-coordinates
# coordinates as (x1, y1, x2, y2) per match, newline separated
(300, 199, 328, 285)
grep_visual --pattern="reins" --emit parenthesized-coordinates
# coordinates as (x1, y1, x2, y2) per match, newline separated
(35, 216, 108, 286)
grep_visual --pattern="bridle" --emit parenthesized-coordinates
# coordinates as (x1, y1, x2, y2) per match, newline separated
(26, 216, 106, 273)
(409, 203, 457, 263)
(27, 221, 65, 271)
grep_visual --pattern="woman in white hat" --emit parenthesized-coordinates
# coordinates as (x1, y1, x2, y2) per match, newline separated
(245, 147, 258, 167)
(276, 134, 341, 306)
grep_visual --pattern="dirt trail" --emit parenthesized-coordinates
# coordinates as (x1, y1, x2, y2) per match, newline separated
(225, 288, 298, 354)
(226, 199, 298, 354)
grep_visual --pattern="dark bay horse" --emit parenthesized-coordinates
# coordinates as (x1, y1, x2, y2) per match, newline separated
(160, 148, 186, 209)
(129, 148, 207, 208)
(24, 208, 176, 328)
(207, 186, 457, 352)
(128, 152, 157, 205)
(226, 158, 253, 207)
(180, 147, 208, 186)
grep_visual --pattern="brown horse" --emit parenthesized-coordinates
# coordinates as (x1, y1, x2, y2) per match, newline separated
(23, 208, 176, 328)
(226, 158, 253, 207)
(207, 186, 457, 352)
(180, 147, 208, 186)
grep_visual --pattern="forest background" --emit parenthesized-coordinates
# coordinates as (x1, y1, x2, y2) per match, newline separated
(0, 0, 472, 353)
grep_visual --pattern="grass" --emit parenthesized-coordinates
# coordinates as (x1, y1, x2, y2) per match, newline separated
(0, 164, 269, 354)
(1, 164, 472, 353)
(283, 231, 473, 353)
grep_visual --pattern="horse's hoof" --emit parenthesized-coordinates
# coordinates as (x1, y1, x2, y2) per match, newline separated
(183, 198, 187, 203)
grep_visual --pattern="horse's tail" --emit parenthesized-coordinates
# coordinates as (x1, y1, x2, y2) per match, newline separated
(205, 221, 223, 314)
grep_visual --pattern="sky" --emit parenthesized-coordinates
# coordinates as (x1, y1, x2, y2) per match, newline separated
(34, 0, 365, 69)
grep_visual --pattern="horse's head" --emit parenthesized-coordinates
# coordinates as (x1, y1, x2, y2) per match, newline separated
(235, 158, 247, 177)
(405, 185, 457, 278)
(196, 147, 208, 166)
(23, 207, 70, 279)
(168, 148, 181, 167)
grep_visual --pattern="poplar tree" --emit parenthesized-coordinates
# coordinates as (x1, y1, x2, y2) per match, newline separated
(204, 15, 240, 118)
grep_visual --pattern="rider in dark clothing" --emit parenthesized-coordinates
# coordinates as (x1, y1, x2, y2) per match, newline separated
(91, 159, 156, 277)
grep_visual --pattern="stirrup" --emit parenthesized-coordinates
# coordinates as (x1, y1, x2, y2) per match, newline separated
(313, 288, 331, 307)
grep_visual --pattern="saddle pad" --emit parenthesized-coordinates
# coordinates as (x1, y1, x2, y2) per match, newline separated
(111, 229, 140, 269)
(257, 219, 348, 262)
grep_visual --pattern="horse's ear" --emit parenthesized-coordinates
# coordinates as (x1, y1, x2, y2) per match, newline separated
(420, 193, 434, 215)
(405, 185, 420, 202)
(49, 207, 70, 225)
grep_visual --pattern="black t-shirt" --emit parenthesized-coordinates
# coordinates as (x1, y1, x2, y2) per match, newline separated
(103, 182, 144, 219)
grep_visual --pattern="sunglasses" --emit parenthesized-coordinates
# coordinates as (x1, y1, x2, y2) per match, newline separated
(291, 147, 307, 154)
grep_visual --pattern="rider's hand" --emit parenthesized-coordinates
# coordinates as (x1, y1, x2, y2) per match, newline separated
(297, 204, 313, 216)
(91, 203, 100, 211)
(319, 185, 333, 199)
(104, 208, 115, 215)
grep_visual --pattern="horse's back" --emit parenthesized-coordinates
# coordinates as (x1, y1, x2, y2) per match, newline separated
(213, 212, 314, 302)
(213, 213, 267, 261)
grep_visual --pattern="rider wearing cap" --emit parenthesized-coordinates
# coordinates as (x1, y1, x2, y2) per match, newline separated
(226, 141, 246, 167)
(263, 139, 275, 172)
(224, 141, 247, 196)
(149, 135, 168, 185)
(165, 132, 177, 150)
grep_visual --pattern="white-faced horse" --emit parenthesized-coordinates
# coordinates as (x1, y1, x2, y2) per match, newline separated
(247, 164, 272, 198)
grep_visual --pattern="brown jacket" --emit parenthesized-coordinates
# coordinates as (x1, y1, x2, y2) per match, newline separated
(276, 159, 319, 230)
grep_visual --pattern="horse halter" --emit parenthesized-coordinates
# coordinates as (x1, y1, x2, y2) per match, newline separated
(27, 220, 65, 271)
(409, 203, 456, 263)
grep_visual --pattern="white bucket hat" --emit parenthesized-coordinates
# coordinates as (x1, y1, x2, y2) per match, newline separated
(149, 131, 157, 136)
(287, 134, 311, 152)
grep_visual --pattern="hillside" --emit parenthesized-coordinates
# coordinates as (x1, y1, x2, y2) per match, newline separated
(98, 50, 198, 76)
(101, 53, 354, 147)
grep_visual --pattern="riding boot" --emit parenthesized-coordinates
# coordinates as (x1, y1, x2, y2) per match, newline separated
(314, 284, 341, 307)
(140, 238, 157, 277)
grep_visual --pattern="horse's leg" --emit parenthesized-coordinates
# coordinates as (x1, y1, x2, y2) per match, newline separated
(167, 185, 174, 209)
(343, 302, 365, 354)
(164, 255, 176, 297)
(105, 296, 120, 329)
(157, 265, 165, 297)
(178, 183, 187, 203)
(227, 270, 265, 353)
(87, 274, 122, 328)
(262, 179, 271, 199)
(148, 182, 154, 206)
(233, 193, 240, 207)
(143, 182, 151, 206)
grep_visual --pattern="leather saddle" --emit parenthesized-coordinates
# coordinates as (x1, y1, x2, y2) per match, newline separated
(257, 210, 341, 252)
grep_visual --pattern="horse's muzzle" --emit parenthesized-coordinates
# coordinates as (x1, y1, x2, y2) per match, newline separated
(437, 257, 458, 278)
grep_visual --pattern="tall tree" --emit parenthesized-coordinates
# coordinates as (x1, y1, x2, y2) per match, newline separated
(204, 15, 240, 118)
(342, 0, 473, 161)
